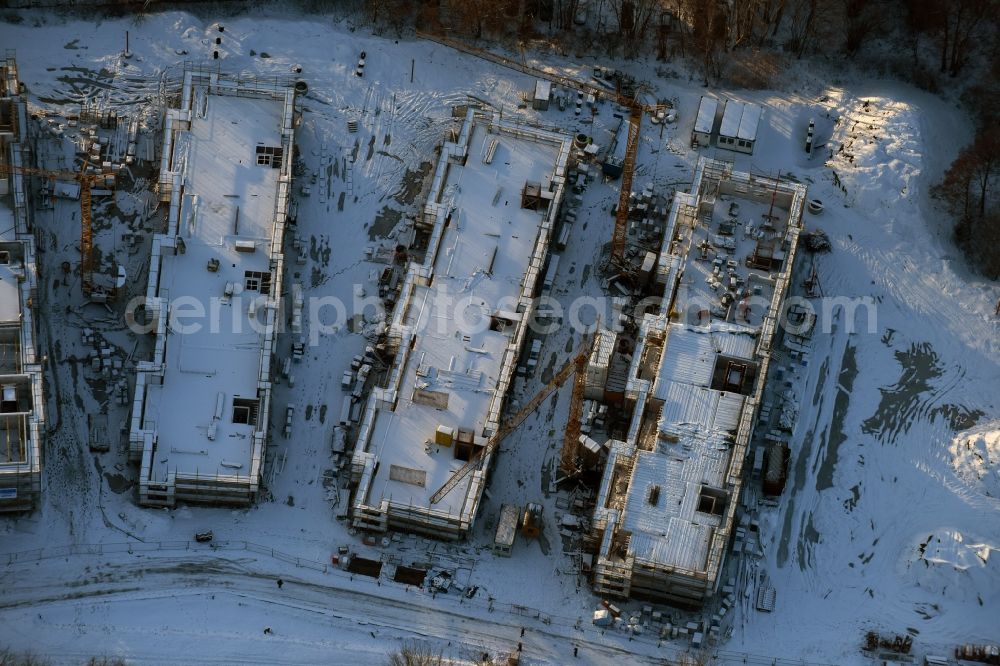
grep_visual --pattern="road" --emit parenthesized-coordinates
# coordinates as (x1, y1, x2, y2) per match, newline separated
(0, 549, 673, 665)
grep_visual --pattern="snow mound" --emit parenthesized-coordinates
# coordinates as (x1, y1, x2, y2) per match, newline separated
(827, 95, 922, 224)
(949, 423, 1000, 498)
(899, 529, 999, 603)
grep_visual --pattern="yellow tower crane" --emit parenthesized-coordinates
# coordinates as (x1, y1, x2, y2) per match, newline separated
(0, 160, 115, 299)
(429, 336, 594, 505)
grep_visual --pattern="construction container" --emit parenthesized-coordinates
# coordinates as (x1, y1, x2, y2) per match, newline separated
(494, 504, 519, 556)
(692, 96, 718, 147)
(556, 223, 571, 250)
(541, 254, 559, 294)
(579, 434, 603, 468)
(435, 425, 455, 446)
(584, 329, 616, 401)
(762, 441, 790, 495)
(532, 80, 551, 111)
(638, 251, 656, 285)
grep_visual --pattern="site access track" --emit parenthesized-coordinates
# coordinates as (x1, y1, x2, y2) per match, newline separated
(0, 546, 675, 664)
(0, 543, 843, 666)
(415, 30, 664, 114)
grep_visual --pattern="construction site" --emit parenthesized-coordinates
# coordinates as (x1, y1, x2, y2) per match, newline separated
(129, 67, 296, 507)
(591, 158, 806, 608)
(0, 37, 819, 655)
(0, 39, 810, 627)
(0, 53, 44, 512)
(349, 108, 572, 539)
(1, 9, 997, 665)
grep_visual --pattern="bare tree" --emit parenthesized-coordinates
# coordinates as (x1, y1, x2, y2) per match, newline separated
(761, 0, 789, 43)
(0, 648, 50, 666)
(842, 0, 884, 54)
(785, 0, 819, 57)
(965, 128, 999, 219)
(720, 0, 791, 48)
(364, 0, 384, 26)
(386, 641, 446, 666)
(684, 0, 729, 79)
(942, 0, 993, 75)
(608, 0, 660, 56)
(910, 0, 994, 76)
(676, 650, 718, 665)
(960, 54, 1000, 128)
(655, 6, 679, 60)
(554, 0, 584, 31)
(728, 0, 760, 48)
(444, 0, 505, 39)
(663, 0, 689, 57)
(936, 127, 1000, 277)
(364, 0, 414, 35)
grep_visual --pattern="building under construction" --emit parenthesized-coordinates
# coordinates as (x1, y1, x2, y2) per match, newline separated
(129, 67, 296, 507)
(349, 108, 572, 539)
(591, 157, 806, 606)
(0, 53, 44, 512)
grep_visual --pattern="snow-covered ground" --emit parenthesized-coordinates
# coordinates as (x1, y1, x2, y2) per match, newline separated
(0, 8, 997, 665)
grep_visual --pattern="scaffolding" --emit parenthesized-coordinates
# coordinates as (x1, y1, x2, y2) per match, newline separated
(351, 108, 573, 540)
(133, 67, 297, 508)
(591, 158, 806, 606)
(0, 54, 43, 512)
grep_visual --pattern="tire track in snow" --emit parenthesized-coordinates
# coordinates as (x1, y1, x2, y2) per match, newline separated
(1, 552, 670, 664)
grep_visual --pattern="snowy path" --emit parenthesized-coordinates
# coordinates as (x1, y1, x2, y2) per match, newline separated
(0, 549, 669, 665)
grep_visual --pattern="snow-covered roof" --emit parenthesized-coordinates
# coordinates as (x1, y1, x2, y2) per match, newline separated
(357, 112, 570, 524)
(719, 100, 763, 141)
(141, 89, 289, 484)
(495, 503, 519, 546)
(738, 104, 763, 140)
(589, 328, 616, 369)
(656, 380, 745, 434)
(622, 436, 730, 572)
(595, 158, 806, 586)
(534, 79, 551, 102)
(609, 324, 751, 572)
(713, 322, 758, 358)
(694, 96, 718, 135)
(0, 262, 21, 323)
(652, 325, 754, 433)
(655, 325, 717, 390)
(0, 77, 43, 483)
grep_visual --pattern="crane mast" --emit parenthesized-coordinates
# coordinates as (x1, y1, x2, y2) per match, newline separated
(429, 337, 593, 505)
